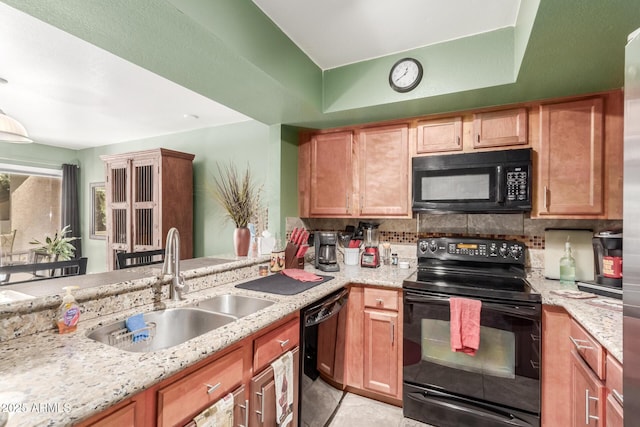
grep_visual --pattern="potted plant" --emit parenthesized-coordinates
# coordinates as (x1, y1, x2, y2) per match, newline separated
(30, 225, 78, 261)
(209, 162, 261, 256)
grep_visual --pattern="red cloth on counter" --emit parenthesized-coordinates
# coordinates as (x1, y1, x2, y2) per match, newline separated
(450, 297, 482, 356)
(281, 269, 323, 282)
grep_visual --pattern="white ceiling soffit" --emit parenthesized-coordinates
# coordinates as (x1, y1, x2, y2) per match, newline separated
(252, 0, 521, 70)
(0, 2, 250, 150)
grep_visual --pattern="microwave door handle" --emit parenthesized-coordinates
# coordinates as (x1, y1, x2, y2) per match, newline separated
(496, 165, 505, 204)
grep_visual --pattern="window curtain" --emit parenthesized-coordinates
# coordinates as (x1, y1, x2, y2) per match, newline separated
(61, 164, 82, 258)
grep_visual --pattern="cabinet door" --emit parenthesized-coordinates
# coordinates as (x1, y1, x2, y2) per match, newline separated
(88, 401, 137, 427)
(310, 131, 354, 216)
(538, 98, 604, 216)
(250, 347, 299, 427)
(541, 306, 571, 427)
(606, 394, 624, 427)
(131, 156, 161, 250)
(363, 308, 398, 397)
(358, 124, 410, 217)
(104, 159, 131, 270)
(571, 350, 605, 427)
(473, 108, 527, 148)
(416, 117, 463, 153)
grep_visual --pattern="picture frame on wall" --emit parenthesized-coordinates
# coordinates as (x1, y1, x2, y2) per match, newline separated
(90, 182, 107, 240)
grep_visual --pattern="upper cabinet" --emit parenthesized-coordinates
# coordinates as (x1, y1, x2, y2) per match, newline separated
(416, 116, 463, 154)
(473, 108, 528, 148)
(101, 148, 194, 270)
(299, 124, 410, 218)
(532, 92, 623, 219)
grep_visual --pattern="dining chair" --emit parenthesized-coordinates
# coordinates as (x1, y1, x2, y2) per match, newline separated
(0, 229, 17, 261)
(0, 257, 88, 285)
(116, 249, 165, 269)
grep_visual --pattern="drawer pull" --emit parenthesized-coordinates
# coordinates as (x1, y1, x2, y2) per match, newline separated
(205, 382, 221, 394)
(390, 322, 394, 345)
(612, 388, 624, 406)
(585, 389, 599, 423)
(255, 387, 266, 423)
(376, 298, 384, 306)
(569, 336, 594, 351)
(278, 339, 290, 348)
(238, 399, 249, 427)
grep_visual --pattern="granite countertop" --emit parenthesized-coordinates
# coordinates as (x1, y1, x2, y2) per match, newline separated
(0, 261, 623, 427)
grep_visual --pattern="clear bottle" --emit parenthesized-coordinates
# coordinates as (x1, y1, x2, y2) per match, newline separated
(559, 238, 576, 286)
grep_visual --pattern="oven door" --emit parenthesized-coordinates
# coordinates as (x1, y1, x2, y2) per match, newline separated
(403, 290, 540, 416)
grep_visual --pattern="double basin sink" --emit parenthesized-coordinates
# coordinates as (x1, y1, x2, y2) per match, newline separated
(87, 294, 274, 352)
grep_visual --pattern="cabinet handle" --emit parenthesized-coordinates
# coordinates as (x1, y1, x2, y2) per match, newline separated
(456, 136, 461, 146)
(476, 134, 480, 143)
(376, 298, 384, 306)
(255, 387, 266, 423)
(346, 193, 349, 211)
(585, 389, 599, 424)
(238, 399, 249, 427)
(278, 339, 290, 348)
(569, 336, 594, 351)
(543, 186, 549, 210)
(205, 382, 221, 394)
(612, 388, 624, 406)
(390, 322, 395, 345)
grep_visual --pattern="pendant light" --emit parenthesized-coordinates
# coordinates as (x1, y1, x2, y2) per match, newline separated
(0, 109, 32, 143)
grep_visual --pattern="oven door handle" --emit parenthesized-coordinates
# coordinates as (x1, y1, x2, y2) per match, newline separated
(404, 293, 540, 320)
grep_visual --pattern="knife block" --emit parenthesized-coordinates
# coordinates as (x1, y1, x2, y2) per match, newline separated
(284, 242, 304, 269)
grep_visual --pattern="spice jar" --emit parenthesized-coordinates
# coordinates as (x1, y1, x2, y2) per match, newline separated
(259, 265, 269, 276)
(391, 253, 398, 266)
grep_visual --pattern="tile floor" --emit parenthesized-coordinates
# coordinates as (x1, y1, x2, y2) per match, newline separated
(327, 393, 433, 427)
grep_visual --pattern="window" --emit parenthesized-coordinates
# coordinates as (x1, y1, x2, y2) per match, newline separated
(0, 164, 62, 259)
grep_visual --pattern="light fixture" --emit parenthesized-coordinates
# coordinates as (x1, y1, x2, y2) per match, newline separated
(0, 109, 33, 143)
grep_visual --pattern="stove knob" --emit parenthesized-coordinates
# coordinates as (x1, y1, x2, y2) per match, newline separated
(499, 245, 509, 258)
(418, 240, 429, 254)
(428, 240, 438, 253)
(510, 245, 523, 260)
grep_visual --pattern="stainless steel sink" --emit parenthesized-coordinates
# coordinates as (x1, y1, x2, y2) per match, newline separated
(87, 307, 235, 352)
(189, 294, 274, 318)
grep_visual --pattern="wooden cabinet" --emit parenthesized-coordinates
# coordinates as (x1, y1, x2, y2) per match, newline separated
(571, 350, 606, 426)
(473, 108, 528, 148)
(157, 346, 247, 427)
(300, 124, 411, 218)
(345, 286, 402, 402)
(358, 124, 410, 217)
(101, 148, 194, 270)
(249, 347, 300, 427)
(86, 401, 138, 427)
(416, 116, 463, 154)
(541, 305, 571, 427)
(536, 98, 604, 217)
(605, 354, 624, 427)
(253, 316, 299, 372)
(308, 131, 355, 217)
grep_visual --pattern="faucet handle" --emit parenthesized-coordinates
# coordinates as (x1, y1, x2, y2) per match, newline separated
(175, 274, 189, 297)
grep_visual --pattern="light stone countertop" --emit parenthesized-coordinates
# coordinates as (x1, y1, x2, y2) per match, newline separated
(0, 261, 623, 427)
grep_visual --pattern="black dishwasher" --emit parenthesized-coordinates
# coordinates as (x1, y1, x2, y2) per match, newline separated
(299, 287, 348, 427)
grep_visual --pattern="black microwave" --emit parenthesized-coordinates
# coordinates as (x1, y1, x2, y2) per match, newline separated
(412, 148, 532, 213)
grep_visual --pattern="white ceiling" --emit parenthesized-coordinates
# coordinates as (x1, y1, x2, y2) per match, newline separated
(0, 1, 520, 150)
(252, 0, 521, 69)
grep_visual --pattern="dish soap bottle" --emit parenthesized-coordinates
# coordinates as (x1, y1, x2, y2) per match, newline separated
(57, 286, 80, 334)
(559, 237, 576, 286)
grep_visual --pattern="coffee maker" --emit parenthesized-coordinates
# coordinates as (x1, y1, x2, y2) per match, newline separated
(360, 222, 381, 268)
(593, 230, 623, 287)
(314, 231, 339, 272)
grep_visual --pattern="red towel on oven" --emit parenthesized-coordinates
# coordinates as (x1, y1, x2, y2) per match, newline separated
(450, 297, 482, 356)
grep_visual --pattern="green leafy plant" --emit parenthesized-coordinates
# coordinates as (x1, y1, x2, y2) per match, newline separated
(209, 162, 261, 228)
(30, 225, 78, 261)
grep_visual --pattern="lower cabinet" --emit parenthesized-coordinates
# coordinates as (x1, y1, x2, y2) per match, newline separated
(571, 350, 606, 426)
(249, 347, 300, 427)
(605, 354, 624, 427)
(345, 285, 403, 402)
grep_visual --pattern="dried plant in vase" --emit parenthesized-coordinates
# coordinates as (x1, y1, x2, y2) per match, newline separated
(209, 162, 262, 256)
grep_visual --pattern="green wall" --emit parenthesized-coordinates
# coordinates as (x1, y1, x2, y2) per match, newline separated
(78, 120, 273, 273)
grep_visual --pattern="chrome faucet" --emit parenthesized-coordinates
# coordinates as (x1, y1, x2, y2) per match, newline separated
(161, 227, 188, 300)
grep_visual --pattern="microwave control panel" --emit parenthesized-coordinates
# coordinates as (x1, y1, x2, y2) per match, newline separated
(505, 166, 529, 202)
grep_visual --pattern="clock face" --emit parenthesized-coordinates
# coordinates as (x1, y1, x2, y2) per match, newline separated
(389, 58, 423, 92)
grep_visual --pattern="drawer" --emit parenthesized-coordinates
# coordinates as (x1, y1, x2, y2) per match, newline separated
(157, 346, 245, 427)
(363, 287, 398, 311)
(253, 317, 299, 372)
(569, 318, 605, 380)
(606, 354, 623, 404)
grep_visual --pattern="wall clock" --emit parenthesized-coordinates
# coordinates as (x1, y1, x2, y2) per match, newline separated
(389, 58, 423, 93)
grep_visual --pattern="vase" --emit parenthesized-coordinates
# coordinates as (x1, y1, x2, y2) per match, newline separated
(233, 227, 251, 257)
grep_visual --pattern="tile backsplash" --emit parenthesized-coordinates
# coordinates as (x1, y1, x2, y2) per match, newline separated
(288, 213, 622, 274)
